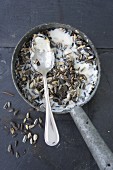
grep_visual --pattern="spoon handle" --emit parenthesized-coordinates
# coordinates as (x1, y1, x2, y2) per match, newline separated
(43, 75, 59, 146)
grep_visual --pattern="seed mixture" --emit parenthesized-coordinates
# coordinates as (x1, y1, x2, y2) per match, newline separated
(3, 101, 43, 158)
(15, 28, 99, 112)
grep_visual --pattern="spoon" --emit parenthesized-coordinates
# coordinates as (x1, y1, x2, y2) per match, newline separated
(31, 48, 59, 146)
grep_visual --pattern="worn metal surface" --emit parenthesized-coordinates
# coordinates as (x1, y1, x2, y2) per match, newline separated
(71, 107, 113, 170)
(0, 0, 113, 170)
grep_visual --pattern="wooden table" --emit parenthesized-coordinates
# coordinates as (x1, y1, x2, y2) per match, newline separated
(0, 0, 113, 169)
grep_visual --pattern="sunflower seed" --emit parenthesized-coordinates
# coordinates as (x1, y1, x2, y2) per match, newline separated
(25, 124, 29, 130)
(10, 127, 15, 134)
(30, 138, 33, 144)
(3, 102, 8, 109)
(16, 152, 20, 158)
(34, 89, 39, 94)
(87, 55, 94, 60)
(38, 117, 43, 124)
(27, 117, 33, 123)
(28, 132, 32, 139)
(10, 121, 18, 131)
(34, 119, 38, 126)
(29, 81, 34, 89)
(22, 135, 28, 143)
(26, 112, 30, 119)
(38, 123, 43, 129)
(33, 134, 38, 141)
(7, 102, 11, 108)
(15, 140, 18, 147)
(29, 124, 35, 129)
(13, 110, 19, 116)
(23, 77, 27, 81)
(8, 144, 14, 154)
(23, 118, 27, 123)
(7, 144, 12, 153)
(8, 108, 14, 113)
(20, 123, 24, 131)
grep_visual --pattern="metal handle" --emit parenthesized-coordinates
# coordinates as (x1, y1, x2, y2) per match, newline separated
(43, 75, 59, 146)
(70, 106, 113, 170)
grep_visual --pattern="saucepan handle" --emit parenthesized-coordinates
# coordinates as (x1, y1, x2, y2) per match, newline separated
(70, 106, 113, 170)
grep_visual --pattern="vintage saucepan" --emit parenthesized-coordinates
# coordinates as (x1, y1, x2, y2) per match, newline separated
(11, 23, 113, 170)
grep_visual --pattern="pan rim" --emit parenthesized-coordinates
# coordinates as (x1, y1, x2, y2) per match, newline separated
(11, 22, 101, 114)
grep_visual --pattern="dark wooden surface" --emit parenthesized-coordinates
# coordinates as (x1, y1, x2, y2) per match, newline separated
(0, 1, 113, 170)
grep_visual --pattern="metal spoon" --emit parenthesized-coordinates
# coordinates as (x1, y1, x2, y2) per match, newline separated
(31, 49, 59, 146)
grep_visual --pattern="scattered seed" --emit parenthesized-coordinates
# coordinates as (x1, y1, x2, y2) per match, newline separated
(8, 108, 14, 113)
(25, 124, 29, 130)
(34, 119, 38, 126)
(38, 117, 42, 124)
(7, 144, 12, 153)
(20, 123, 24, 131)
(23, 118, 27, 123)
(15, 140, 18, 147)
(7, 102, 11, 108)
(13, 110, 19, 116)
(29, 124, 35, 129)
(7, 144, 14, 154)
(3, 102, 8, 109)
(29, 81, 34, 89)
(22, 135, 28, 143)
(33, 134, 38, 141)
(10, 127, 15, 134)
(2, 91, 14, 97)
(30, 138, 33, 144)
(22, 76, 26, 81)
(26, 112, 30, 119)
(16, 152, 20, 158)
(34, 88, 39, 95)
(10, 121, 18, 131)
(28, 132, 32, 139)
(38, 123, 43, 129)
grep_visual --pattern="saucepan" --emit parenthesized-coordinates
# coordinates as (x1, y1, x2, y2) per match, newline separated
(11, 23, 113, 170)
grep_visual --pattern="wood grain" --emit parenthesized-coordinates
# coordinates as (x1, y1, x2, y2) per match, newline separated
(0, 0, 113, 169)
(0, 0, 113, 48)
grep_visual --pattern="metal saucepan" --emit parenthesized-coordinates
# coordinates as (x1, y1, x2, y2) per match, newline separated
(11, 23, 113, 170)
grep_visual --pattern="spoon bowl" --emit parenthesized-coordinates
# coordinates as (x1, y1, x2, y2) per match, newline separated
(31, 50, 54, 75)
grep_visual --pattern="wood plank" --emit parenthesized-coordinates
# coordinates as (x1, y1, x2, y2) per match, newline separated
(0, 0, 113, 48)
